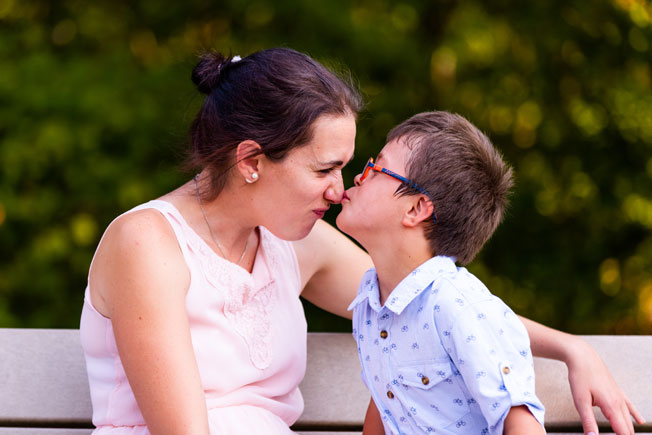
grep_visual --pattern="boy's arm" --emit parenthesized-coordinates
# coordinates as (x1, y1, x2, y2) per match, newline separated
(519, 316, 644, 435)
(504, 405, 546, 435)
(362, 398, 384, 435)
(436, 291, 545, 433)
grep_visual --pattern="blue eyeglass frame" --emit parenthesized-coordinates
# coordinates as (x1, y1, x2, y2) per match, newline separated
(360, 157, 438, 223)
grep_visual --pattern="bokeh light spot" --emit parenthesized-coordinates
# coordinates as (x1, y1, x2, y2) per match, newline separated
(245, 2, 274, 29)
(0, 0, 14, 18)
(430, 47, 457, 82)
(130, 30, 158, 65)
(52, 19, 77, 45)
(629, 27, 649, 52)
(600, 258, 621, 296)
(489, 105, 513, 134)
(623, 194, 652, 228)
(71, 214, 98, 247)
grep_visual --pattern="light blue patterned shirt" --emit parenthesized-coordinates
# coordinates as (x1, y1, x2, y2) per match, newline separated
(348, 256, 545, 434)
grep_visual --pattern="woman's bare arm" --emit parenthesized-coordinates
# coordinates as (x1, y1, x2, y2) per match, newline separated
(90, 210, 210, 435)
(293, 219, 372, 319)
(520, 316, 644, 435)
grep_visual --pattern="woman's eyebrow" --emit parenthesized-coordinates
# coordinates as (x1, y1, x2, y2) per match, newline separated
(317, 154, 355, 167)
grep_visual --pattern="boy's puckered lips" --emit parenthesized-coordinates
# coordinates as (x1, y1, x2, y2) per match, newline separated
(341, 192, 351, 202)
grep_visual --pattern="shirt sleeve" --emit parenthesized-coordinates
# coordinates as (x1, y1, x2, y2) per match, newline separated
(434, 282, 545, 435)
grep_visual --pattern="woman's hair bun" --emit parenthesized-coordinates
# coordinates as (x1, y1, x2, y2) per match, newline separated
(191, 51, 231, 95)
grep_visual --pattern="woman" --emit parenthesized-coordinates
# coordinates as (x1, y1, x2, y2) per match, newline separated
(80, 48, 641, 434)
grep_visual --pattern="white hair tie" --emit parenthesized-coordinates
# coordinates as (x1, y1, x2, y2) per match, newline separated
(232, 55, 242, 63)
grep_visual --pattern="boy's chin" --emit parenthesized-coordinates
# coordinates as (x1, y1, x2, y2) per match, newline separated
(335, 214, 357, 238)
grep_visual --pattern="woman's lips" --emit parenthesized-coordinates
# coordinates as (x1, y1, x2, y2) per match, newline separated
(313, 208, 329, 218)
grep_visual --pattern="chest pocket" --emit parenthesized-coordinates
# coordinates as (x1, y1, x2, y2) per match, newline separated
(394, 359, 470, 431)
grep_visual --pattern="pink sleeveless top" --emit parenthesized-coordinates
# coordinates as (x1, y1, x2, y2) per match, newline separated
(80, 200, 307, 434)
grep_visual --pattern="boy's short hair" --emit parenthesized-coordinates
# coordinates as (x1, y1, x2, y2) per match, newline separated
(387, 111, 513, 265)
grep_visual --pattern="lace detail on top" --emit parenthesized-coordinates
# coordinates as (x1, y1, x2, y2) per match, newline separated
(183, 223, 280, 370)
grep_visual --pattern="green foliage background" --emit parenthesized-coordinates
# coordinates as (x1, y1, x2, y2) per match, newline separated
(1, 0, 652, 333)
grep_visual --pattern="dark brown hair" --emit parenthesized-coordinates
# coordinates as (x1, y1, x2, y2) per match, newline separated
(387, 111, 514, 265)
(187, 47, 362, 199)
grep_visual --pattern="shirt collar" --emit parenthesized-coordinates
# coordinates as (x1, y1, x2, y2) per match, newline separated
(383, 256, 457, 315)
(348, 256, 458, 315)
(348, 268, 383, 312)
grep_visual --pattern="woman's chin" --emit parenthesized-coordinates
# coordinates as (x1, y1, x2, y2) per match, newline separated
(269, 220, 318, 241)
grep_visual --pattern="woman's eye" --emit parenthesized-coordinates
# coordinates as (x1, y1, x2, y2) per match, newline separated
(318, 168, 333, 175)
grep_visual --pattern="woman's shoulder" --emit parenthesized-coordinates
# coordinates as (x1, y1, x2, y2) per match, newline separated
(89, 204, 189, 316)
(113, 204, 172, 234)
(97, 206, 177, 255)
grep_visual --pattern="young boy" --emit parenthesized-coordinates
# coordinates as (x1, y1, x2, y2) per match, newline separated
(337, 111, 545, 434)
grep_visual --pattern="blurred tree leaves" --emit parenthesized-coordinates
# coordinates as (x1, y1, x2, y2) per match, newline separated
(0, 0, 651, 333)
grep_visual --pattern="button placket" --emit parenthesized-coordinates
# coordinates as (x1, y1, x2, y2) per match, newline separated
(377, 309, 392, 341)
(376, 309, 399, 425)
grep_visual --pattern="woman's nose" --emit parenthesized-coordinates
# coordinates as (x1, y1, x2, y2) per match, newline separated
(324, 178, 345, 204)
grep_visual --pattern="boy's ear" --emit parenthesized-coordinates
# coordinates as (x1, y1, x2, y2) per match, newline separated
(235, 140, 263, 181)
(402, 195, 434, 228)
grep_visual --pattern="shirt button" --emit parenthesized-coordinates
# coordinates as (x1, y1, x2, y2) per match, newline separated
(387, 390, 394, 399)
(380, 330, 388, 339)
(421, 376, 430, 385)
(502, 366, 511, 375)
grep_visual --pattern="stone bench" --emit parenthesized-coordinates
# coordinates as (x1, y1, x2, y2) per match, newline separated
(1, 329, 650, 434)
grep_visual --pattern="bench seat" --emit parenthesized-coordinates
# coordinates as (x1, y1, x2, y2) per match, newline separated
(1, 329, 650, 434)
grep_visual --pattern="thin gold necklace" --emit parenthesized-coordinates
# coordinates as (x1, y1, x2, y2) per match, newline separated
(193, 175, 249, 265)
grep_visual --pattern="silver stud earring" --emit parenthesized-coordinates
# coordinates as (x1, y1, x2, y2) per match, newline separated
(246, 172, 258, 183)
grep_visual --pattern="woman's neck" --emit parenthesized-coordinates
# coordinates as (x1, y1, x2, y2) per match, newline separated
(166, 175, 259, 268)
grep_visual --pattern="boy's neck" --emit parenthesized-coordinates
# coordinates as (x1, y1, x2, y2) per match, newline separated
(369, 239, 434, 307)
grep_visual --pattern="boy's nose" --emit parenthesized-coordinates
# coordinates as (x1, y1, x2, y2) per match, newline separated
(353, 173, 362, 186)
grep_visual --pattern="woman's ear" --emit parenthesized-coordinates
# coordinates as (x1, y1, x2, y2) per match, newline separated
(235, 140, 263, 183)
(402, 195, 434, 228)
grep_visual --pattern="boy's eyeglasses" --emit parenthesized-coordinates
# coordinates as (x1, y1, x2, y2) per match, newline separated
(359, 157, 438, 223)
